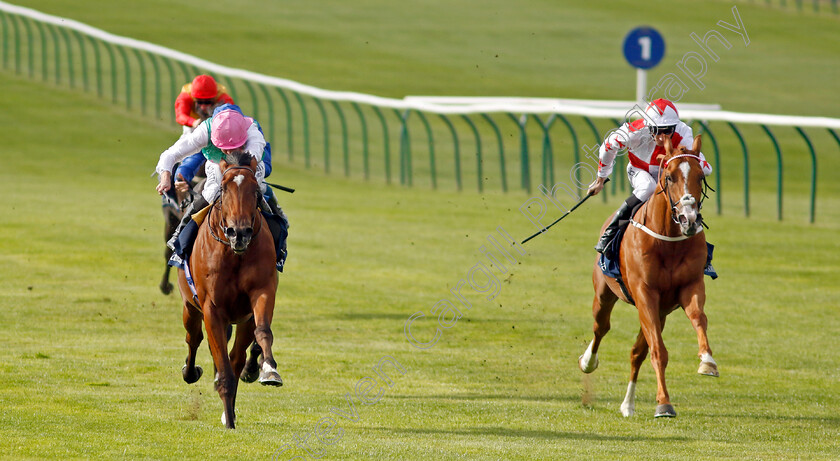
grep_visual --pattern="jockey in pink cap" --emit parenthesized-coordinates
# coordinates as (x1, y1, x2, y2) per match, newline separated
(587, 99, 713, 253)
(155, 107, 268, 250)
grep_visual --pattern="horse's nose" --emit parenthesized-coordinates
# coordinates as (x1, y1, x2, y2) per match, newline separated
(238, 227, 254, 241)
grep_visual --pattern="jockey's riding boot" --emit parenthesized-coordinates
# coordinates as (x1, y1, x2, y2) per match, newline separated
(167, 195, 209, 251)
(594, 195, 642, 253)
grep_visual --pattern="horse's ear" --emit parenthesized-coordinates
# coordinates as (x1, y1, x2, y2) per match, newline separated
(219, 158, 229, 172)
(692, 135, 702, 153)
(249, 156, 258, 171)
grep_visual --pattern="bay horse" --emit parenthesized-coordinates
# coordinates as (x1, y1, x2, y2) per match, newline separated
(579, 135, 718, 418)
(178, 152, 282, 429)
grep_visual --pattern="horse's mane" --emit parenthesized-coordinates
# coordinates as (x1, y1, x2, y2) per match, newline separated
(224, 151, 252, 167)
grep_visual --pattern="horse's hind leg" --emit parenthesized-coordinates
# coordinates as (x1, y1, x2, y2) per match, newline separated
(580, 272, 619, 373)
(252, 291, 283, 386)
(182, 304, 204, 384)
(620, 329, 649, 417)
(241, 340, 262, 383)
(680, 282, 719, 377)
(231, 318, 257, 382)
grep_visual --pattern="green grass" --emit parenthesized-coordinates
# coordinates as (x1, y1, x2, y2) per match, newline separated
(1, 1, 840, 459)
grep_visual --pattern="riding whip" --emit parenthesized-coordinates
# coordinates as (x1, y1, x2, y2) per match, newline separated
(520, 178, 609, 245)
(264, 181, 296, 194)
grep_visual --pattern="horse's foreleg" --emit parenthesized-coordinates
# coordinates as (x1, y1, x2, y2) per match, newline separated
(231, 318, 256, 382)
(204, 308, 238, 429)
(636, 293, 675, 418)
(580, 272, 619, 373)
(182, 304, 204, 383)
(680, 282, 718, 377)
(251, 291, 283, 386)
(621, 329, 649, 417)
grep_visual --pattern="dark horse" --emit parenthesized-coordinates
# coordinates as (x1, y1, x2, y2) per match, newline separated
(579, 135, 718, 418)
(160, 181, 186, 295)
(178, 153, 282, 429)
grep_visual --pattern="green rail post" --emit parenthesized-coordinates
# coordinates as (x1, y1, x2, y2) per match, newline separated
(461, 114, 483, 192)
(36, 21, 47, 82)
(258, 84, 275, 147)
(72, 30, 89, 92)
(1, 12, 8, 70)
(220, 75, 239, 103)
(506, 113, 531, 194)
(47, 23, 60, 84)
(116, 46, 131, 109)
(827, 129, 840, 151)
(103, 41, 117, 103)
(162, 58, 176, 123)
(532, 114, 554, 188)
(372, 106, 391, 184)
(293, 92, 310, 168)
(275, 88, 293, 160)
(10, 13, 19, 74)
(149, 52, 161, 119)
(351, 102, 370, 180)
(86, 36, 102, 98)
(696, 121, 722, 215)
(312, 97, 329, 173)
(21, 16, 33, 78)
(58, 27, 74, 88)
(331, 101, 350, 177)
(582, 116, 607, 202)
(481, 113, 506, 193)
(727, 122, 750, 217)
(439, 114, 461, 191)
(555, 114, 581, 198)
(760, 125, 784, 220)
(397, 109, 412, 186)
(417, 111, 437, 189)
(242, 80, 259, 123)
(794, 127, 817, 223)
(132, 49, 147, 115)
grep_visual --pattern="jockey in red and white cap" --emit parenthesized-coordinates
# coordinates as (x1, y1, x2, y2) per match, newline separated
(587, 99, 713, 253)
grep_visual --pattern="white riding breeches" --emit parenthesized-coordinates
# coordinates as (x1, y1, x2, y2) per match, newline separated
(201, 159, 266, 203)
(627, 165, 658, 202)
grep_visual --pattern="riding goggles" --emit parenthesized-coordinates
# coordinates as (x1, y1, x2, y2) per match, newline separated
(650, 125, 676, 136)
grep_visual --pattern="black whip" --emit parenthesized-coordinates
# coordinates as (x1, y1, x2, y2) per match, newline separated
(520, 178, 609, 244)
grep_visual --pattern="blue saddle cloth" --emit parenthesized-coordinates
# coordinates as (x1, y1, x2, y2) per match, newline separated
(598, 227, 718, 280)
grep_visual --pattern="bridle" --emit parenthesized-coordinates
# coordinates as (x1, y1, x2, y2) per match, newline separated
(631, 152, 713, 241)
(208, 165, 263, 251)
(658, 153, 713, 228)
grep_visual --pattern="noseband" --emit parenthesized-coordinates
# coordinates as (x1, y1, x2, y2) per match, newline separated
(208, 165, 262, 251)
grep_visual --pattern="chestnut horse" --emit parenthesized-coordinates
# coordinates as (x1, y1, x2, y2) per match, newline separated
(579, 135, 718, 418)
(178, 153, 282, 429)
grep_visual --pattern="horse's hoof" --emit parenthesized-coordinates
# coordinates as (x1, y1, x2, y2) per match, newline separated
(160, 282, 174, 295)
(698, 361, 719, 377)
(620, 403, 635, 417)
(221, 411, 236, 428)
(654, 404, 676, 418)
(182, 365, 203, 384)
(259, 370, 283, 387)
(240, 366, 260, 383)
(578, 354, 599, 374)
